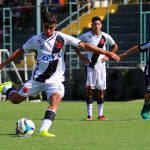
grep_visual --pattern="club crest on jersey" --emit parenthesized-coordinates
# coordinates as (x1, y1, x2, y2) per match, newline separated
(22, 87, 29, 93)
(55, 41, 63, 49)
(99, 39, 105, 45)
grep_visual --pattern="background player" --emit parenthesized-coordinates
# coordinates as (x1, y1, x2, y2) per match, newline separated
(0, 12, 120, 137)
(119, 42, 150, 120)
(75, 16, 118, 121)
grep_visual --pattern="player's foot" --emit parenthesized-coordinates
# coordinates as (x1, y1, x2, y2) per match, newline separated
(85, 116, 94, 121)
(38, 130, 56, 137)
(0, 81, 12, 93)
(141, 104, 149, 120)
(98, 115, 108, 121)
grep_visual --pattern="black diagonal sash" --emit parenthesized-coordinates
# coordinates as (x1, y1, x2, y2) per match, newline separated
(35, 35, 64, 82)
(89, 35, 106, 68)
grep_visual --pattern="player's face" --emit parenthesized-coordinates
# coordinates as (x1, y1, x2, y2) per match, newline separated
(91, 20, 102, 33)
(42, 23, 57, 37)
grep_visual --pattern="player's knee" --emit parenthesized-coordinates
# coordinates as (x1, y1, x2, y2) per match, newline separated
(86, 97, 93, 104)
(10, 93, 26, 104)
(96, 98, 104, 104)
(11, 100, 22, 104)
(144, 93, 150, 100)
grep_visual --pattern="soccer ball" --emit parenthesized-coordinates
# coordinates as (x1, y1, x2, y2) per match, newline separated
(16, 118, 35, 137)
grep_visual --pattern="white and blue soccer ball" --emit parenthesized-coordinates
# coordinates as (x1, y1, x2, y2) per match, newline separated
(16, 118, 35, 137)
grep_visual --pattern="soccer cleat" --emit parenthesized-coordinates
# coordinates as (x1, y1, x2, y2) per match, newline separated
(38, 130, 56, 137)
(98, 115, 108, 121)
(141, 104, 149, 120)
(0, 81, 12, 93)
(85, 116, 94, 121)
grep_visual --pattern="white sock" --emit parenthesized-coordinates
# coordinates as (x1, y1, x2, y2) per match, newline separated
(40, 119, 52, 132)
(87, 104, 93, 116)
(98, 104, 104, 116)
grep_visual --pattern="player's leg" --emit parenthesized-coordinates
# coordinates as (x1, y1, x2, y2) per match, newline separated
(86, 87, 94, 120)
(39, 83, 64, 137)
(96, 63, 107, 120)
(0, 81, 26, 103)
(85, 66, 95, 121)
(96, 90, 108, 120)
(141, 75, 150, 120)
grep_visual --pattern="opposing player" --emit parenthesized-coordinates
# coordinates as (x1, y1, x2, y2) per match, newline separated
(0, 12, 120, 137)
(119, 42, 150, 120)
(75, 16, 118, 121)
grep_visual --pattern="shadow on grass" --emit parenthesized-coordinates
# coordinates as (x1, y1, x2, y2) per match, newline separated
(56, 117, 145, 122)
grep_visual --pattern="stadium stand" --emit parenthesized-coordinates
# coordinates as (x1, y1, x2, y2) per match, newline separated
(0, 2, 150, 100)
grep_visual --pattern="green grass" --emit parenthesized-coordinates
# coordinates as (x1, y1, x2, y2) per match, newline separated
(0, 100, 149, 150)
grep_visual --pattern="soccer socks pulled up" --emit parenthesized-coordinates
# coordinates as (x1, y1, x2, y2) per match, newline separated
(97, 98, 104, 116)
(40, 109, 56, 132)
(87, 104, 93, 117)
(86, 97, 93, 117)
(98, 103, 104, 117)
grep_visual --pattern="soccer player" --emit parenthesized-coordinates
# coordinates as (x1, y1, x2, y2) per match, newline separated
(0, 12, 120, 137)
(119, 42, 150, 120)
(75, 16, 118, 121)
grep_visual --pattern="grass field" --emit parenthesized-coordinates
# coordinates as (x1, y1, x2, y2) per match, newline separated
(0, 100, 149, 150)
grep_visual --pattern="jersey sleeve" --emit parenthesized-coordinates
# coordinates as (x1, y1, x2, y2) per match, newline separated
(23, 36, 36, 53)
(106, 34, 115, 46)
(59, 32, 81, 47)
(138, 41, 150, 52)
(79, 34, 85, 41)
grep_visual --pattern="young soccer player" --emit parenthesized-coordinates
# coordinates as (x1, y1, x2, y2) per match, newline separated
(119, 42, 150, 120)
(0, 12, 120, 137)
(75, 16, 118, 121)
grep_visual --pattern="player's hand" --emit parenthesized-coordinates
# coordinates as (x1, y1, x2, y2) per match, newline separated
(119, 54, 125, 61)
(84, 59, 91, 65)
(108, 52, 120, 61)
(101, 56, 109, 62)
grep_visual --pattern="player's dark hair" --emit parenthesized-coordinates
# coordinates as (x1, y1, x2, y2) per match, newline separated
(92, 16, 102, 23)
(42, 12, 57, 24)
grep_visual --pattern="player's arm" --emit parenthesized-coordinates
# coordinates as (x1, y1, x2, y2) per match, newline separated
(119, 45, 139, 60)
(0, 47, 24, 69)
(74, 48, 90, 64)
(101, 42, 118, 62)
(110, 42, 118, 53)
(78, 41, 120, 61)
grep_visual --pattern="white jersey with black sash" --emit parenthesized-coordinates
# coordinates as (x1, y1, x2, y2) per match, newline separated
(138, 41, 150, 75)
(23, 31, 81, 83)
(79, 31, 115, 90)
(79, 31, 115, 69)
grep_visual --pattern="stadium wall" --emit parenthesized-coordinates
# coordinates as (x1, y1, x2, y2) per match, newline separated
(3, 68, 144, 101)
(64, 68, 145, 101)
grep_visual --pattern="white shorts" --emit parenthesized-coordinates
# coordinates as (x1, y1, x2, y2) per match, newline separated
(86, 62, 106, 90)
(18, 80, 65, 100)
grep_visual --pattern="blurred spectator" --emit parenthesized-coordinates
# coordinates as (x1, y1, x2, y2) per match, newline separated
(110, 0, 113, 5)
(147, 0, 150, 3)
(59, 0, 65, 6)
(77, 0, 91, 13)
(0, 0, 4, 6)
(13, 8, 24, 30)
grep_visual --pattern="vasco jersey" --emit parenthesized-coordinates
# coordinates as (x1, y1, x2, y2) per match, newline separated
(79, 31, 115, 68)
(138, 41, 150, 75)
(23, 31, 81, 83)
